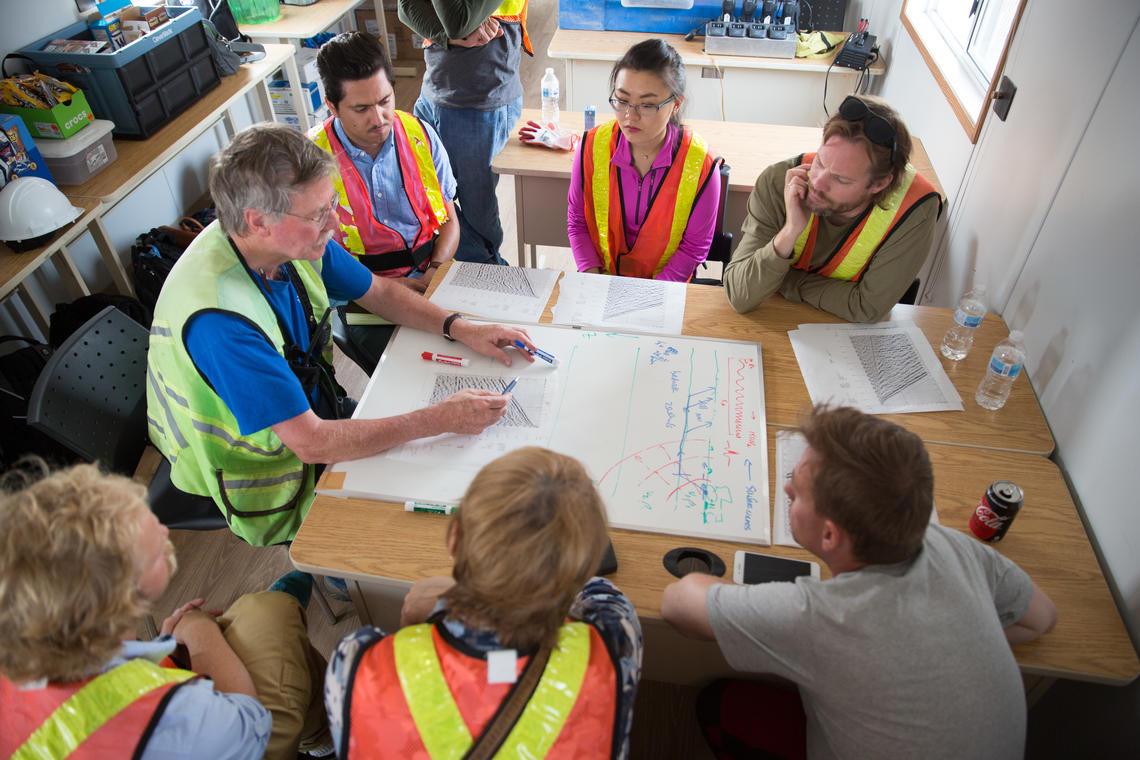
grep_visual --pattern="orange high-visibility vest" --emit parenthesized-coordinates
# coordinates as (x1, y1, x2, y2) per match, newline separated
(1, 659, 196, 760)
(581, 120, 717, 279)
(790, 152, 940, 282)
(423, 0, 533, 55)
(309, 112, 449, 275)
(342, 621, 618, 759)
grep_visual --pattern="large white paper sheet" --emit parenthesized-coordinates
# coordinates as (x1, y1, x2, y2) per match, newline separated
(550, 272, 687, 335)
(322, 321, 772, 545)
(788, 321, 962, 414)
(428, 262, 560, 323)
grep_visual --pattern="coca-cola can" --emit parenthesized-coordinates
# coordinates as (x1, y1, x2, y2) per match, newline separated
(969, 480, 1023, 542)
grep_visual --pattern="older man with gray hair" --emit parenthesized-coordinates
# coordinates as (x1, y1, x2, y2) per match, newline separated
(147, 123, 534, 547)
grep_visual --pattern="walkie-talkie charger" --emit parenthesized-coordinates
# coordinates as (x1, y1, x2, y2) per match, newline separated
(834, 32, 876, 70)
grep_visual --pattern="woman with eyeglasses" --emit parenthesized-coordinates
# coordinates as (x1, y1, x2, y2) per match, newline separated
(567, 39, 722, 281)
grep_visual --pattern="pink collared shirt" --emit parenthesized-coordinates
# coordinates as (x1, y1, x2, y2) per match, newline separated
(567, 122, 721, 282)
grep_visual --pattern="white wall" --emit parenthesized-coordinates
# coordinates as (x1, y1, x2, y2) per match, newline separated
(867, 0, 1140, 644)
(1004, 21, 1140, 641)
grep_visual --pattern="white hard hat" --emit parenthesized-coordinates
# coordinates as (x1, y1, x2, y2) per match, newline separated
(0, 176, 83, 253)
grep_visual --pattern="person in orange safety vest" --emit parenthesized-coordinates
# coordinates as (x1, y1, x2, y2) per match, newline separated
(314, 31, 460, 373)
(723, 94, 943, 322)
(568, 39, 723, 282)
(324, 447, 644, 759)
(0, 463, 331, 760)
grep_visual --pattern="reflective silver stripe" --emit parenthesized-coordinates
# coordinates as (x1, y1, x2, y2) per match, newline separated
(147, 367, 189, 449)
(147, 414, 165, 434)
(223, 470, 303, 490)
(190, 419, 286, 458)
(151, 324, 173, 337)
(151, 367, 190, 409)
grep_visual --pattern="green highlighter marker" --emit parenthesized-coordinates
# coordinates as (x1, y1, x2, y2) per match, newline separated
(404, 501, 457, 515)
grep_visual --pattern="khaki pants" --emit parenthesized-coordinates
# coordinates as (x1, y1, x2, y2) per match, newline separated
(217, 591, 327, 760)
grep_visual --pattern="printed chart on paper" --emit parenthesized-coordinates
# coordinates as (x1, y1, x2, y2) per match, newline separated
(323, 321, 771, 544)
(551, 272, 687, 335)
(428, 261, 559, 322)
(788, 322, 962, 414)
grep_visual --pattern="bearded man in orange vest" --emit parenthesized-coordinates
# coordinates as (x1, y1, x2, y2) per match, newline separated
(0, 464, 333, 760)
(724, 95, 942, 323)
(313, 31, 460, 372)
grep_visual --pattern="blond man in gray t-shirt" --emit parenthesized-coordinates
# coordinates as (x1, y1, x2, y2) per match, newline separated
(662, 406, 1058, 759)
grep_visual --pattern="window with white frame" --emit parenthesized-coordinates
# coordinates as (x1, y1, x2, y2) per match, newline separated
(902, 0, 1026, 142)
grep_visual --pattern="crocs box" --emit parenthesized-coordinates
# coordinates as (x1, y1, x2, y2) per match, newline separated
(0, 88, 96, 140)
(0, 114, 56, 188)
(19, 5, 221, 139)
(36, 119, 117, 185)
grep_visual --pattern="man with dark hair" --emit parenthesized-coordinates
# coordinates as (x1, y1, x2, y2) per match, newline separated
(313, 31, 460, 370)
(724, 95, 942, 321)
(397, 0, 530, 267)
(662, 405, 1058, 759)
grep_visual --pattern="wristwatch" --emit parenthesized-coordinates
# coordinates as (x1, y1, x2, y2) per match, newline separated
(442, 312, 463, 341)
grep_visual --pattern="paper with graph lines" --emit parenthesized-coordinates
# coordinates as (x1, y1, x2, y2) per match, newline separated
(551, 272, 686, 335)
(788, 321, 962, 414)
(428, 261, 560, 323)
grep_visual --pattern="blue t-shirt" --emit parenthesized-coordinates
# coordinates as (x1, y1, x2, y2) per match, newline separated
(332, 117, 457, 248)
(185, 240, 372, 435)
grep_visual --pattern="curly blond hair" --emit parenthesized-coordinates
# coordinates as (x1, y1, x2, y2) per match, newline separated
(0, 463, 157, 683)
(444, 447, 609, 651)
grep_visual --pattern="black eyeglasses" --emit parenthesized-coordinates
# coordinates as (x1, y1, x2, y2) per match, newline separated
(838, 96, 897, 165)
(608, 94, 676, 117)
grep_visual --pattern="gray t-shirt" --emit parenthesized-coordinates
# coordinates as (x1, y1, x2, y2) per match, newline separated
(421, 22, 523, 110)
(707, 524, 1033, 760)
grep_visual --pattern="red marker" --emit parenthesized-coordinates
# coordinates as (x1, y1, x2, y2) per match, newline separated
(422, 351, 469, 367)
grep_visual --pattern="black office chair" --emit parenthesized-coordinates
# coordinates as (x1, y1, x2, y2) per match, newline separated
(898, 277, 921, 305)
(693, 159, 733, 286)
(26, 305, 223, 529)
(26, 306, 343, 622)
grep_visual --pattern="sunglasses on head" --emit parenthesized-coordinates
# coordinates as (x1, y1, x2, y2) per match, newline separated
(839, 96, 897, 165)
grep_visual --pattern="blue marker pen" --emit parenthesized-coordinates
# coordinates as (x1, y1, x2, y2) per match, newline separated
(513, 340, 559, 366)
(502, 377, 519, 394)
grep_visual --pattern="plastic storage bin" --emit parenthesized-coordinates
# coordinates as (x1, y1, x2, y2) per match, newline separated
(20, 6, 221, 139)
(36, 119, 117, 185)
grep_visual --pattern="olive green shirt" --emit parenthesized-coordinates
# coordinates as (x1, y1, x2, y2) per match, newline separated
(723, 157, 939, 322)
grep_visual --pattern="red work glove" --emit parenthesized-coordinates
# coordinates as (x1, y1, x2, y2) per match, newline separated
(517, 120, 579, 152)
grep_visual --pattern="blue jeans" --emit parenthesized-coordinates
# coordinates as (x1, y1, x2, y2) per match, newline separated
(414, 96, 522, 266)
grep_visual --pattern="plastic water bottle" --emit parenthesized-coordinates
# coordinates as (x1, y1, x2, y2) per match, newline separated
(976, 330, 1026, 410)
(940, 284, 987, 360)
(541, 68, 560, 126)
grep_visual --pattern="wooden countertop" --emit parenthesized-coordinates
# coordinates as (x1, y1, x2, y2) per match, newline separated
(293, 429, 1138, 684)
(494, 109, 944, 200)
(238, 0, 366, 40)
(0, 196, 101, 302)
(550, 27, 887, 75)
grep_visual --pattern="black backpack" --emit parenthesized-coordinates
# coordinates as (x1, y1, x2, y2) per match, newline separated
(130, 208, 216, 311)
(0, 336, 73, 468)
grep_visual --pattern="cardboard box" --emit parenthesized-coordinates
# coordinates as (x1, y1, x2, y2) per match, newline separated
(354, 9, 418, 60)
(0, 114, 56, 188)
(268, 79, 324, 114)
(276, 104, 331, 133)
(0, 88, 95, 140)
(294, 48, 321, 86)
